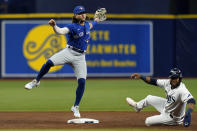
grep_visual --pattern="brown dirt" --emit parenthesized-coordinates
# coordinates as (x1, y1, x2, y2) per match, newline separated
(0, 112, 196, 130)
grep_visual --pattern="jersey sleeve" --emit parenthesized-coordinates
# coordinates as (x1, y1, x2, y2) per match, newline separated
(65, 24, 74, 33)
(53, 25, 69, 35)
(181, 85, 194, 103)
(156, 79, 169, 88)
(90, 21, 98, 30)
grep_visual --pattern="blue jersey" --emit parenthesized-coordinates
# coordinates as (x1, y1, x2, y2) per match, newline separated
(66, 21, 91, 51)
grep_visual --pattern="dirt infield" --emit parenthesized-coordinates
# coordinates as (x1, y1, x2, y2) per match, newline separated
(0, 112, 196, 130)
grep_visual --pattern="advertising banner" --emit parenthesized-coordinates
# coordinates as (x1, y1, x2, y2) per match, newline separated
(1, 20, 153, 77)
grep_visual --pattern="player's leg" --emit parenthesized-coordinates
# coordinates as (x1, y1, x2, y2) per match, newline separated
(36, 60, 54, 82)
(126, 95, 166, 113)
(74, 78, 86, 106)
(145, 113, 177, 126)
(71, 53, 87, 117)
(71, 77, 85, 118)
(25, 48, 71, 90)
(24, 59, 54, 90)
(132, 95, 179, 126)
(137, 95, 166, 113)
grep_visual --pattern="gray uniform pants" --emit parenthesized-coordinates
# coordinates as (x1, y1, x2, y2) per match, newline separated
(49, 47, 87, 79)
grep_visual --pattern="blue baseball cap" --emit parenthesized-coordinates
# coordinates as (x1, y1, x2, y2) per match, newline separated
(73, 6, 86, 14)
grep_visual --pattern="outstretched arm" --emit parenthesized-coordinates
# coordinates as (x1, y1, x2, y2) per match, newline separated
(89, 20, 98, 29)
(131, 73, 157, 86)
(184, 98, 196, 127)
(89, 8, 107, 29)
(48, 19, 69, 35)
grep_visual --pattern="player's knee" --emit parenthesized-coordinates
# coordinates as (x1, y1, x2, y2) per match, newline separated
(146, 95, 153, 100)
(46, 59, 54, 67)
(78, 78, 86, 86)
(145, 117, 151, 126)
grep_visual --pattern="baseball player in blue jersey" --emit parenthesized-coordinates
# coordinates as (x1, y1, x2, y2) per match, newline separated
(126, 68, 195, 127)
(25, 6, 107, 118)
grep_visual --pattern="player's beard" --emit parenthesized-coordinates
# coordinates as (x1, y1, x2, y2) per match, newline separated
(79, 19, 85, 24)
(170, 80, 180, 89)
(78, 16, 86, 24)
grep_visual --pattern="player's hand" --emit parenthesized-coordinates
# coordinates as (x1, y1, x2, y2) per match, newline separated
(94, 18, 100, 22)
(130, 73, 141, 79)
(48, 19, 56, 27)
(184, 111, 191, 127)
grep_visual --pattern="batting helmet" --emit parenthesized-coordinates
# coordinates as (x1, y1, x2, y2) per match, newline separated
(73, 6, 85, 15)
(169, 68, 182, 79)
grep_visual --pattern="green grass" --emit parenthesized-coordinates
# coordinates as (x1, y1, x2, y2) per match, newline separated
(0, 79, 196, 112)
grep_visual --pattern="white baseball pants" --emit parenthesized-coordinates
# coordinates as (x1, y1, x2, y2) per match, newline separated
(137, 95, 182, 126)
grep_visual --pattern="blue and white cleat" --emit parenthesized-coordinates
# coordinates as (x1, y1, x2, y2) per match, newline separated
(25, 79, 40, 90)
(71, 106, 81, 118)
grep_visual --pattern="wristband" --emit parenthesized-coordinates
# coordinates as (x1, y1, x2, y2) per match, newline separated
(140, 75, 146, 81)
(92, 21, 98, 27)
(187, 108, 193, 115)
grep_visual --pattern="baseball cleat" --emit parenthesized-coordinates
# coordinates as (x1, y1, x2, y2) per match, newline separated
(126, 97, 141, 112)
(25, 79, 40, 90)
(71, 106, 81, 118)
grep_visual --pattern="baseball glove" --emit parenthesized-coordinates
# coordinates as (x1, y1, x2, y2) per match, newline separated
(94, 8, 107, 22)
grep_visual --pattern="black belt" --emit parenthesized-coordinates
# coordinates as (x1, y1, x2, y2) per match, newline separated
(67, 45, 85, 53)
(170, 114, 184, 119)
(170, 114, 173, 118)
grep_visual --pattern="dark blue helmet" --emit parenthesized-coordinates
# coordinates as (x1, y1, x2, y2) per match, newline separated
(169, 68, 182, 79)
(73, 6, 85, 15)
